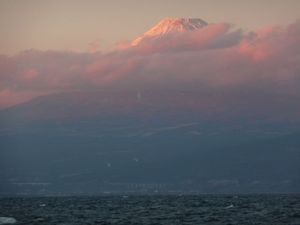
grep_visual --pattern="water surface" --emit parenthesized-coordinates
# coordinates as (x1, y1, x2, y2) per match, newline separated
(0, 194, 299, 225)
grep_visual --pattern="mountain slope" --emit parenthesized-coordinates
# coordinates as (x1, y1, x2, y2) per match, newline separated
(1, 90, 300, 195)
(132, 17, 208, 45)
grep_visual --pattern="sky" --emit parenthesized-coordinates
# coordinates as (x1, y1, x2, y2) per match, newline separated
(0, 0, 300, 109)
(1, 0, 300, 54)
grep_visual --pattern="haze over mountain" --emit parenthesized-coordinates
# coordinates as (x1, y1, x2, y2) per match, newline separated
(0, 17, 300, 195)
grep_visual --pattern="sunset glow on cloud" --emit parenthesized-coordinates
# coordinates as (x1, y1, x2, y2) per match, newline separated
(0, 19, 300, 108)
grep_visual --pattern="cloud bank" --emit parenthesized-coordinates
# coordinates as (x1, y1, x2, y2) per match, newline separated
(0, 20, 300, 109)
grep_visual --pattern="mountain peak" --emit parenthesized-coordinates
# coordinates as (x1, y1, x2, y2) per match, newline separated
(132, 17, 208, 46)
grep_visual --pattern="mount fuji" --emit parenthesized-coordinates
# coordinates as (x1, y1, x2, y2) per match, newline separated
(1, 18, 300, 196)
(132, 18, 208, 45)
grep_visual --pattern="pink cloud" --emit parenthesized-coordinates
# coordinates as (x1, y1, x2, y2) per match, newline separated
(22, 68, 39, 80)
(0, 89, 40, 108)
(0, 19, 300, 110)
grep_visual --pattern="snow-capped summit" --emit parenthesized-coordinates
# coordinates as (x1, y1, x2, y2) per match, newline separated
(132, 18, 208, 45)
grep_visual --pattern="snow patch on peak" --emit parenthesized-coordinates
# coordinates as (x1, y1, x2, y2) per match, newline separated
(132, 17, 208, 46)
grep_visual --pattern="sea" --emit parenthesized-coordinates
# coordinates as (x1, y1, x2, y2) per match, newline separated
(0, 194, 299, 225)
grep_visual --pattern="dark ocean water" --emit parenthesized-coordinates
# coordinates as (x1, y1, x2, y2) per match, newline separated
(0, 194, 300, 225)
